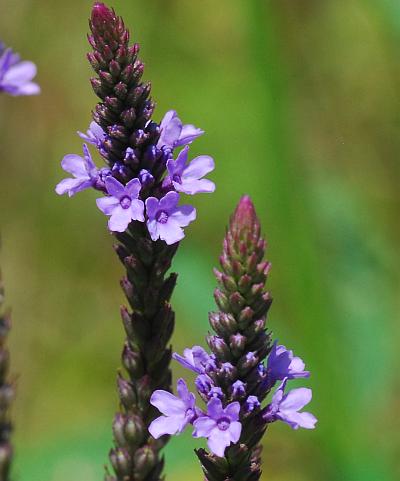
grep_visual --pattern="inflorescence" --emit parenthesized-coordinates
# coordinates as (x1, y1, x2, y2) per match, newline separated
(149, 196, 317, 478)
(55, 7, 214, 243)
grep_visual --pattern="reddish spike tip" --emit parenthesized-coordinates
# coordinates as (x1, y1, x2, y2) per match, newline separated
(91, 2, 115, 27)
(231, 195, 259, 233)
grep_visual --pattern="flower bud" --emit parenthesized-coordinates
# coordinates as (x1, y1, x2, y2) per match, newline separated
(134, 446, 156, 479)
(207, 335, 231, 360)
(109, 447, 131, 477)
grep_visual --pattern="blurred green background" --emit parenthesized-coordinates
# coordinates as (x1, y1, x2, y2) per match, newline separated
(0, 0, 399, 479)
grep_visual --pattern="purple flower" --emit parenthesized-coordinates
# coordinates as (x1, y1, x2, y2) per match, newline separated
(157, 110, 204, 149)
(96, 177, 145, 232)
(244, 395, 260, 413)
(265, 379, 317, 430)
(145, 191, 196, 245)
(193, 398, 242, 457)
(78, 121, 106, 149)
(173, 346, 210, 374)
(166, 146, 215, 195)
(195, 374, 214, 397)
(0, 45, 40, 96)
(267, 341, 310, 384)
(55, 144, 98, 197)
(149, 378, 196, 438)
(231, 380, 246, 398)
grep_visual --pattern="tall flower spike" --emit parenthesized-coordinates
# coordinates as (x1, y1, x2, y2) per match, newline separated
(0, 270, 14, 481)
(195, 195, 273, 480)
(85, 4, 214, 481)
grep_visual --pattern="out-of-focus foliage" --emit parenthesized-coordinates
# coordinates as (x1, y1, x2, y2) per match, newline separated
(0, 1, 398, 480)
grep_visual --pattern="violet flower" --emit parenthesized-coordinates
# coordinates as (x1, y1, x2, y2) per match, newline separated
(193, 398, 242, 458)
(266, 341, 310, 384)
(265, 379, 317, 430)
(96, 177, 144, 232)
(166, 146, 215, 195)
(55, 144, 98, 197)
(149, 379, 196, 438)
(0, 43, 39, 96)
(172, 346, 210, 374)
(78, 121, 106, 149)
(145, 191, 196, 245)
(157, 110, 204, 149)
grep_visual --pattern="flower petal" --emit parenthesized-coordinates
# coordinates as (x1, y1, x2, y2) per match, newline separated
(157, 219, 185, 245)
(150, 390, 186, 416)
(3, 61, 37, 84)
(61, 154, 88, 177)
(96, 196, 119, 215)
(130, 199, 145, 222)
(280, 387, 312, 412)
(145, 197, 160, 220)
(158, 110, 182, 148)
(229, 421, 242, 443)
(126, 178, 142, 199)
(192, 417, 216, 438)
(207, 427, 231, 458)
(183, 155, 214, 180)
(108, 206, 133, 232)
(174, 178, 215, 195)
(146, 218, 159, 241)
(207, 397, 224, 421)
(169, 204, 196, 227)
(159, 191, 180, 213)
(148, 414, 187, 438)
(224, 402, 240, 422)
(105, 177, 126, 199)
(175, 124, 204, 146)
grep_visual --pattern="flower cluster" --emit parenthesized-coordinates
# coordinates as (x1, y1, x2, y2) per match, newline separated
(56, 109, 214, 243)
(0, 42, 40, 96)
(149, 196, 317, 478)
(150, 342, 315, 457)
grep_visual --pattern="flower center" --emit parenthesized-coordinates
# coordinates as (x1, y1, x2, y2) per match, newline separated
(157, 211, 169, 224)
(172, 174, 182, 184)
(120, 196, 131, 209)
(217, 417, 231, 431)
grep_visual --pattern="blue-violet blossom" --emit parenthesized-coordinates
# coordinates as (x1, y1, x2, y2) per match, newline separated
(78, 121, 106, 149)
(265, 379, 317, 430)
(55, 144, 98, 197)
(172, 346, 210, 374)
(149, 378, 196, 438)
(96, 177, 144, 232)
(166, 145, 215, 195)
(193, 398, 242, 458)
(145, 191, 196, 245)
(267, 341, 310, 384)
(0, 43, 40, 96)
(157, 110, 204, 149)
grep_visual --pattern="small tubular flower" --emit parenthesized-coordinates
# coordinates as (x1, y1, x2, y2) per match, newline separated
(172, 346, 210, 374)
(193, 398, 242, 458)
(166, 146, 215, 195)
(149, 379, 196, 438)
(145, 191, 196, 245)
(55, 144, 98, 197)
(157, 110, 204, 149)
(266, 341, 310, 385)
(78, 121, 106, 149)
(265, 379, 317, 430)
(96, 177, 144, 232)
(0, 44, 40, 96)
